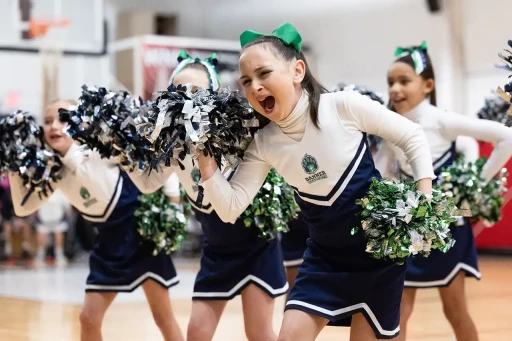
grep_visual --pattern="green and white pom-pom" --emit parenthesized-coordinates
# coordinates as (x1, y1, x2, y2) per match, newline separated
(354, 178, 459, 264)
(135, 189, 188, 255)
(436, 156, 508, 226)
(241, 168, 299, 240)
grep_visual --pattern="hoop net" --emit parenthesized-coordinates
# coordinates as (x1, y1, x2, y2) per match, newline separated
(29, 18, 70, 111)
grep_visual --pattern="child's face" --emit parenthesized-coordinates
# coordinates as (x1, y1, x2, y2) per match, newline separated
(387, 61, 434, 114)
(173, 67, 210, 89)
(43, 101, 74, 155)
(239, 44, 304, 122)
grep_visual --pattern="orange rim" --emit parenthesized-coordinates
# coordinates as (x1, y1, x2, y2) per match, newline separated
(28, 18, 70, 39)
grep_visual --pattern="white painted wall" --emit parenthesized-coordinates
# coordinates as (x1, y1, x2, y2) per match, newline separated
(0, 0, 509, 121)
(174, 0, 511, 117)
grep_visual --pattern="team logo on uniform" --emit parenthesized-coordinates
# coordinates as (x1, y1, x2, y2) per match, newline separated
(80, 187, 97, 208)
(301, 154, 328, 184)
(301, 154, 318, 174)
(191, 168, 201, 191)
(80, 187, 90, 200)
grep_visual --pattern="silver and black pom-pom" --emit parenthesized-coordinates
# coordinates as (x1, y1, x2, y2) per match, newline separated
(476, 92, 512, 126)
(58, 85, 154, 172)
(135, 84, 260, 173)
(0, 111, 62, 205)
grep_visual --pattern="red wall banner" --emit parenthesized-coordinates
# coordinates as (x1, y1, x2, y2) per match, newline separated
(473, 142, 512, 251)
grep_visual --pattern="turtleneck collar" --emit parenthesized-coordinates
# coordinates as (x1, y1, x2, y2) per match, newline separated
(402, 98, 431, 123)
(276, 91, 309, 140)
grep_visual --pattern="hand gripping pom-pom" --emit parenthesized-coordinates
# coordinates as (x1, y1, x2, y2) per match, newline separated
(135, 189, 188, 255)
(59, 85, 155, 173)
(334, 83, 385, 151)
(0, 111, 63, 205)
(354, 178, 460, 264)
(436, 156, 508, 226)
(241, 168, 299, 240)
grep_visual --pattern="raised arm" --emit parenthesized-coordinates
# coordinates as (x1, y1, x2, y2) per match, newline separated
(440, 112, 512, 183)
(455, 135, 480, 164)
(8, 173, 60, 217)
(126, 166, 175, 194)
(336, 91, 435, 183)
(198, 138, 272, 224)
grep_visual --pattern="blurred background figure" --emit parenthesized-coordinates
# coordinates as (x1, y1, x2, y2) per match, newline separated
(34, 189, 72, 267)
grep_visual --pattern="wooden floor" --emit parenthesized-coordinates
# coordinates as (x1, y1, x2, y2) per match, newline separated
(0, 256, 511, 341)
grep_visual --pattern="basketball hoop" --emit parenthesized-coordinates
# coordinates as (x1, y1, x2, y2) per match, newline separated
(30, 17, 71, 112)
(28, 18, 70, 39)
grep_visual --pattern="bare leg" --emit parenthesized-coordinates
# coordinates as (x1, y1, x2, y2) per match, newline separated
(276, 309, 328, 341)
(2, 221, 13, 258)
(395, 288, 416, 341)
(285, 266, 299, 301)
(35, 231, 48, 266)
(241, 284, 277, 341)
(186, 299, 227, 341)
(80, 292, 117, 341)
(54, 231, 68, 266)
(142, 280, 184, 341)
(439, 272, 479, 341)
(350, 312, 382, 341)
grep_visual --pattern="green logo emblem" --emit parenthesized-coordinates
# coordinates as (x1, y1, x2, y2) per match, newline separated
(301, 154, 318, 175)
(191, 168, 201, 183)
(80, 187, 90, 200)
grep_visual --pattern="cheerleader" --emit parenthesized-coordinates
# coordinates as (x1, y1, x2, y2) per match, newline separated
(168, 51, 288, 341)
(196, 22, 436, 340)
(34, 189, 71, 267)
(386, 42, 512, 341)
(376, 135, 479, 180)
(9, 99, 184, 341)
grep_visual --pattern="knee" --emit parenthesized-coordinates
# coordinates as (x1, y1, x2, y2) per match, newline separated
(151, 309, 171, 330)
(276, 335, 293, 341)
(400, 299, 415, 323)
(245, 326, 275, 341)
(442, 302, 464, 325)
(187, 316, 211, 341)
(79, 309, 101, 329)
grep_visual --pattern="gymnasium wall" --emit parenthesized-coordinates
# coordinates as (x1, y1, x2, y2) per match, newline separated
(0, 0, 510, 121)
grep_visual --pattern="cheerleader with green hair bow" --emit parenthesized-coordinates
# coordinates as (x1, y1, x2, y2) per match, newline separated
(165, 49, 289, 341)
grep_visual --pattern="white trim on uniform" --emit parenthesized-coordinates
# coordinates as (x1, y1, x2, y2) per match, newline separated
(193, 275, 289, 298)
(81, 174, 123, 223)
(286, 300, 400, 337)
(85, 272, 179, 291)
(404, 262, 481, 287)
(432, 149, 453, 171)
(283, 258, 304, 268)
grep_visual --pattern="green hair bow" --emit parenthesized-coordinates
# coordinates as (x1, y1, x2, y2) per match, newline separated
(240, 22, 302, 52)
(169, 49, 220, 90)
(394, 40, 428, 74)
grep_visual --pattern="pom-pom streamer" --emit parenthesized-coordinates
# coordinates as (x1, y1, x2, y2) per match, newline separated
(0, 111, 62, 205)
(436, 156, 508, 226)
(135, 189, 188, 255)
(241, 168, 299, 240)
(59, 85, 154, 172)
(135, 84, 259, 173)
(354, 178, 460, 264)
(476, 92, 512, 126)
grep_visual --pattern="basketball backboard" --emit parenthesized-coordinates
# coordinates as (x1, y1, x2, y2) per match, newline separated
(0, 0, 106, 55)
